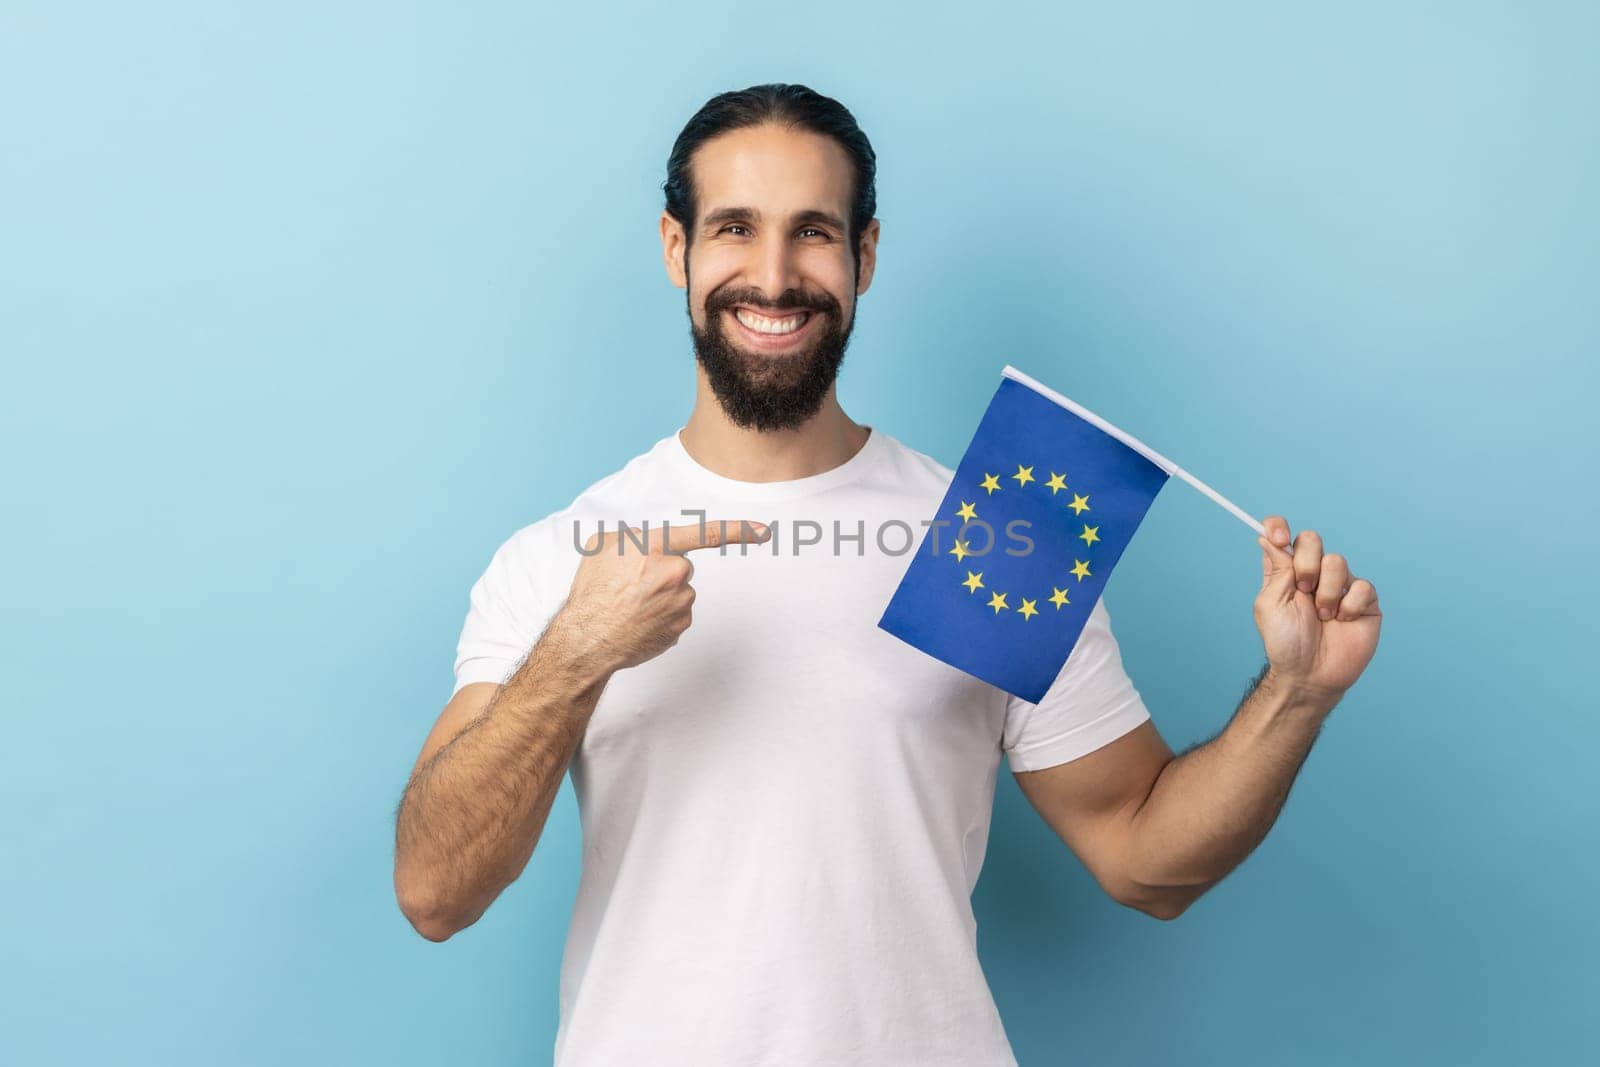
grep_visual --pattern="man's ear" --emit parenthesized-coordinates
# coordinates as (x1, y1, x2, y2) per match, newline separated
(661, 210, 687, 289)
(855, 217, 881, 296)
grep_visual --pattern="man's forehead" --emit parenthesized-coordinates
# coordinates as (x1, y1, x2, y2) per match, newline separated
(690, 125, 852, 222)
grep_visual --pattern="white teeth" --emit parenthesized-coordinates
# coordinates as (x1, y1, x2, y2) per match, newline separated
(734, 308, 810, 335)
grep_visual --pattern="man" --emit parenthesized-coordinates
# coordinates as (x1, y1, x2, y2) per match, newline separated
(393, 83, 1382, 1066)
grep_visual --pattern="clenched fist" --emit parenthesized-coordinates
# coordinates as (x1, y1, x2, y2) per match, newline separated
(1254, 515, 1382, 704)
(556, 517, 772, 674)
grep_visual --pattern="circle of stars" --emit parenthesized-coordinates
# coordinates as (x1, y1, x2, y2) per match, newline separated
(951, 466, 1104, 621)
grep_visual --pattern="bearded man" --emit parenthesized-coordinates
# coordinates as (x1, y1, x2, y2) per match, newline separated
(393, 82, 1382, 1067)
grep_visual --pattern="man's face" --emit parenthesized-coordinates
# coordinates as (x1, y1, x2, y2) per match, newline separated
(661, 123, 879, 431)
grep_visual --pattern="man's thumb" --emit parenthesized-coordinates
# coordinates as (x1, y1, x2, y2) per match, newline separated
(1259, 535, 1294, 592)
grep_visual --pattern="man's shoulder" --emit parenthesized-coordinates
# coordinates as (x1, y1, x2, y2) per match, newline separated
(871, 429, 955, 487)
(485, 433, 679, 564)
(854, 428, 958, 514)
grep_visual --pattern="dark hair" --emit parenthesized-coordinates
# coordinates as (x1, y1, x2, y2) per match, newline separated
(663, 83, 877, 271)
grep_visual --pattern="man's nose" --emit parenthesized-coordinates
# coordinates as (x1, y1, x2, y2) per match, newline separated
(749, 234, 803, 303)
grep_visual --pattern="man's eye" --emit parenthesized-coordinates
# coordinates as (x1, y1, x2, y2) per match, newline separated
(800, 227, 828, 239)
(719, 224, 750, 236)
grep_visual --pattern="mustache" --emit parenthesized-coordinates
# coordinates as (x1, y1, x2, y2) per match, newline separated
(706, 288, 841, 317)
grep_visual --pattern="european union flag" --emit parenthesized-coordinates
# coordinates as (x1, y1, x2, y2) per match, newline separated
(879, 366, 1172, 703)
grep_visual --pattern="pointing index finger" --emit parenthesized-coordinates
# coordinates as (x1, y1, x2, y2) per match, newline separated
(662, 518, 772, 554)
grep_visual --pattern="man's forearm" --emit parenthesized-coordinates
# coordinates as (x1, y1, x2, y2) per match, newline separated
(395, 607, 610, 940)
(1126, 665, 1339, 908)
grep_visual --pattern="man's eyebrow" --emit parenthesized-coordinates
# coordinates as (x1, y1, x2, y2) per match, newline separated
(700, 206, 848, 233)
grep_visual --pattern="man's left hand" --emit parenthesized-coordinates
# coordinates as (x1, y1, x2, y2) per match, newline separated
(1254, 515, 1382, 703)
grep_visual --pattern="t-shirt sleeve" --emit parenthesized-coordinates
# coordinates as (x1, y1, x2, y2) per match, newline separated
(451, 519, 564, 697)
(1001, 597, 1152, 772)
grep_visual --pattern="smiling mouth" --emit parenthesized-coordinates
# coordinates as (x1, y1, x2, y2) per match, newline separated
(728, 306, 816, 340)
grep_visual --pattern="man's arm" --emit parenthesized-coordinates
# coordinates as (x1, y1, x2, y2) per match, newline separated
(1011, 716, 1177, 917)
(1015, 514, 1379, 921)
(393, 611, 611, 942)
(394, 516, 771, 942)
(1013, 665, 1335, 921)
(1122, 665, 1334, 915)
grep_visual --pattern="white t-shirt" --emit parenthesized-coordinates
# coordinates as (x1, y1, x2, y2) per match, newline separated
(453, 425, 1152, 1067)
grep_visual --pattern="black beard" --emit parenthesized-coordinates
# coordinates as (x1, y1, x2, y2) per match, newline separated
(687, 278, 855, 432)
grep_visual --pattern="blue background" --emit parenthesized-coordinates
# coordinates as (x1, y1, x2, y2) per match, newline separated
(3, 3, 1594, 1064)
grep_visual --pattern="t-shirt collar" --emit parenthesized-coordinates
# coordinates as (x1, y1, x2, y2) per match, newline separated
(660, 424, 887, 503)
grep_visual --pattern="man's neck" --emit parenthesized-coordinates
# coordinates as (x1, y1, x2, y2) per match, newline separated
(679, 373, 871, 483)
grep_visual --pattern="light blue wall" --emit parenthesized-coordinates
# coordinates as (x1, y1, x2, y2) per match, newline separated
(3, 3, 1594, 1064)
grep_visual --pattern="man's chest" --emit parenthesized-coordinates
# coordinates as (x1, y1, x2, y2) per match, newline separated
(576, 543, 1003, 764)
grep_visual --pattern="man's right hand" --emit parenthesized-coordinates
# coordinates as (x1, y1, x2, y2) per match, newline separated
(557, 518, 772, 673)
(398, 517, 774, 940)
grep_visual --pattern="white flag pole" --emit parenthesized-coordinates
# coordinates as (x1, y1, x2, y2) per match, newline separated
(1000, 365, 1288, 548)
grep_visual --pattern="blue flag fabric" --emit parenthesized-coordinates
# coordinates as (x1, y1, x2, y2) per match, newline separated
(878, 367, 1172, 703)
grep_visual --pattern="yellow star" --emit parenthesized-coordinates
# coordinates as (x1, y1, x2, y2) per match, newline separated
(1067, 493, 1090, 515)
(1078, 523, 1100, 547)
(1048, 586, 1070, 609)
(962, 570, 984, 593)
(987, 591, 1008, 614)
(980, 473, 1001, 495)
(949, 539, 972, 562)
(1044, 472, 1068, 494)
(1070, 559, 1092, 581)
(1011, 464, 1035, 487)
(954, 500, 978, 523)
(1017, 598, 1038, 620)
